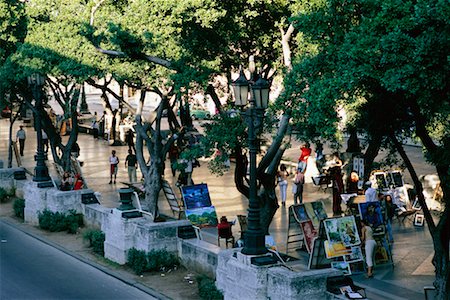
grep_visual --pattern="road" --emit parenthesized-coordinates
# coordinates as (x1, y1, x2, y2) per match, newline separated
(0, 221, 156, 300)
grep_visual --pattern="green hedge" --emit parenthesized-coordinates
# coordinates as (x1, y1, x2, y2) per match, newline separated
(83, 229, 105, 256)
(127, 248, 180, 275)
(13, 198, 25, 219)
(197, 275, 223, 300)
(38, 209, 83, 234)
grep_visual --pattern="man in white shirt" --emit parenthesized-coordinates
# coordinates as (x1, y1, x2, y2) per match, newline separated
(16, 126, 26, 156)
(364, 181, 377, 202)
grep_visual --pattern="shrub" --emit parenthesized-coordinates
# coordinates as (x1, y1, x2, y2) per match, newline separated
(147, 249, 180, 271)
(197, 275, 223, 300)
(0, 187, 8, 202)
(38, 209, 83, 233)
(127, 248, 148, 275)
(83, 229, 105, 256)
(13, 198, 25, 219)
(65, 209, 84, 234)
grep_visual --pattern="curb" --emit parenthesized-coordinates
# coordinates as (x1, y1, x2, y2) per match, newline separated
(0, 218, 171, 300)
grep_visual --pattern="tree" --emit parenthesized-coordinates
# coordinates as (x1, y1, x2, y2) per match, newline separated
(284, 0, 449, 297)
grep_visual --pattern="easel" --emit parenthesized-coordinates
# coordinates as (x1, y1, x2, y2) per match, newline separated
(286, 205, 305, 253)
(308, 220, 332, 269)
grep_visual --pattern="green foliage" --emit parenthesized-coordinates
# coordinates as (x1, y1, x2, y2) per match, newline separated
(127, 248, 148, 275)
(38, 209, 83, 234)
(0, 187, 8, 202)
(13, 198, 25, 219)
(83, 229, 105, 256)
(127, 248, 180, 275)
(197, 275, 223, 300)
(147, 249, 180, 272)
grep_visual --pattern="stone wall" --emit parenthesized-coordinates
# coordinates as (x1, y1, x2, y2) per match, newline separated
(216, 250, 342, 300)
(23, 182, 95, 226)
(179, 239, 221, 278)
(83, 204, 110, 228)
(0, 167, 26, 196)
(102, 209, 191, 264)
(267, 267, 341, 300)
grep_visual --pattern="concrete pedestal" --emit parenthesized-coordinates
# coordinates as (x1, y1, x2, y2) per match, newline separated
(103, 209, 191, 265)
(216, 250, 341, 300)
(23, 181, 52, 225)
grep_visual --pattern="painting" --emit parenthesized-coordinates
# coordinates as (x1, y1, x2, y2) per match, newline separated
(359, 202, 384, 228)
(331, 261, 351, 275)
(181, 184, 212, 210)
(304, 203, 320, 228)
(312, 201, 328, 220)
(293, 204, 309, 223)
(324, 216, 361, 247)
(300, 220, 317, 253)
(185, 206, 218, 228)
(324, 240, 352, 258)
(414, 214, 424, 226)
(343, 246, 363, 263)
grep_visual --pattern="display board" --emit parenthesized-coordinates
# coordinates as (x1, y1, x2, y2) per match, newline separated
(182, 183, 218, 228)
(288, 202, 328, 254)
(311, 216, 365, 275)
(181, 183, 212, 209)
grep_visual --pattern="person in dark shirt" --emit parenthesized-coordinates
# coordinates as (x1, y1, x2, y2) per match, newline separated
(125, 149, 137, 183)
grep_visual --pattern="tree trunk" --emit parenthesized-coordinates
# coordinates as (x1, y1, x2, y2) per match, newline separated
(391, 134, 449, 299)
(363, 134, 382, 180)
(346, 126, 360, 153)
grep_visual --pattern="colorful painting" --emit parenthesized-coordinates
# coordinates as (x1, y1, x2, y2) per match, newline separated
(312, 201, 328, 220)
(324, 240, 352, 258)
(304, 203, 320, 228)
(300, 220, 317, 253)
(293, 204, 309, 223)
(181, 184, 212, 209)
(359, 202, 384, 228)
(343, 246, 363, 263)
(324, 216, 360, 247)
(331, 261, 351, 275)
(185, 206, 218, 228)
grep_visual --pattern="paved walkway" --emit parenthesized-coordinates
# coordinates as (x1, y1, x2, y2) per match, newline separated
(0, 118, 439, 299)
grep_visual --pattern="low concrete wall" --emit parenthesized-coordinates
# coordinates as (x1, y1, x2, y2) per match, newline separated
(0, 167, 27, 196)
(179, 239, 221, 278)
(267, 267, 341, 300)
(24, 182, 95, 226)
(103, 209, 191, 264)
(83, 204, 110, 228)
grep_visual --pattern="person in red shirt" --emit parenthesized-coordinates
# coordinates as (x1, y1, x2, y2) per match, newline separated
(73, 174, 84, 190)
(298, 142, 311, 173)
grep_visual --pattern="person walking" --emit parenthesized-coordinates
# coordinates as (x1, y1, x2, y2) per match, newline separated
(293, 170, 305, 205)
(329, 152, 344, 215)
(42, 130, 49, 153)
(361, 219, 376, 278)
(168, 142, 180, 177)
(109, 150, 119, 184)
(16, 125, 26, 156)
(277, 164, 289, 206)
(297, 142, 311, 173)
(125, 129, 135, 152)
(125, 149, 137, 183)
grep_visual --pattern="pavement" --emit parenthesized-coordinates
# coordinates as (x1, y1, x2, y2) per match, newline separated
(0, 117, 439, 299)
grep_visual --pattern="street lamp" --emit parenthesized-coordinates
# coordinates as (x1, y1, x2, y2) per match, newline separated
(28, 73, 52, 185)
(231, 67, 270, 256)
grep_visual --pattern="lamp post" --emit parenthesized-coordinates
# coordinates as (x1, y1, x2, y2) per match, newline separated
(231, 68, 270, 256)
(28, 74, 51, 184)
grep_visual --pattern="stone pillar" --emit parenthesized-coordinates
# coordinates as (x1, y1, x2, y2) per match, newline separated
(267, 267, 341, 300)
(103, 209, 139, 265)
(217, 252, 271, 300)
(216, 250, 341, 300)
(23, 181, 53, 225)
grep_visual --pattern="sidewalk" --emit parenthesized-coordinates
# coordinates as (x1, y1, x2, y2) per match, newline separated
(0, 118, 437, 299)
